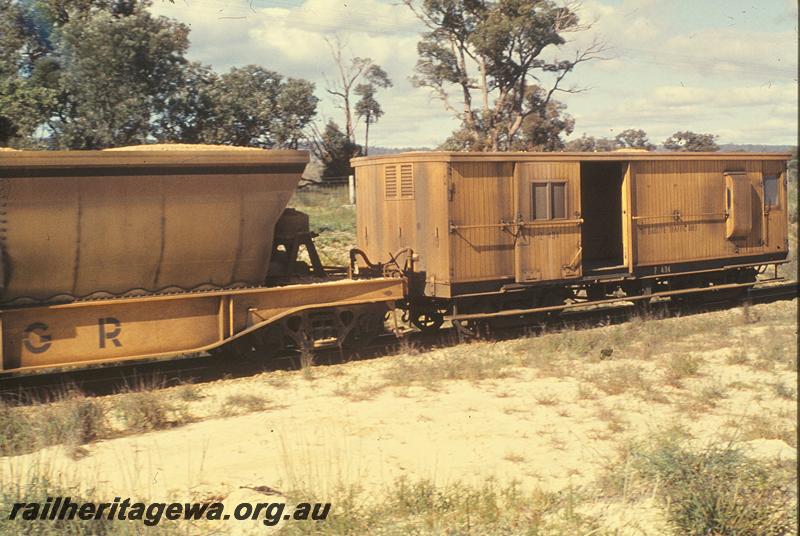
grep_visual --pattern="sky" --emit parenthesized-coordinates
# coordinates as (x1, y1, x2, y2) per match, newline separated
(149, 0, 799, 148)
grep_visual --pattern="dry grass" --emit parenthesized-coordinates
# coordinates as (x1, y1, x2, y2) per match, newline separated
(331, 380, 383, 402)
(535, 392, 560, 406)
(279, 476, 605, 536)
(0, 377, 283, 456)
(726, 348, 749, 365)
(0, 460, 175, 535)
(600, 431, 797, 536)
(524, 350, 567, 377)
(586, 364, 650, 396)
(503, 452, 526, 464)
(267, 374, 291, 389)
(663, 353, 702, 387)
(381, 343, 519, 388)
(221, 393, 269, 416)
(576, 383, 600, 400)
(113, 389, 191, 433)
(595, 405, 628, 434)
(299, 350, 316, 381)
(771, 381, 797, 400)
(753, 334, 796, 371)
(699, 381, 728, 403)
(738, 414, 797, 448)
(0, 389, 107, 457)
(176, 383, 205, 402)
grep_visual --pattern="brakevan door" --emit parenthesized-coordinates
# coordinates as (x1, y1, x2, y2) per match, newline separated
(761, 164, 787, 252)
(512, 162, 582, 282)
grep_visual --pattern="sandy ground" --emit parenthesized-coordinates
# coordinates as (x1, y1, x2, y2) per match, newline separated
(2, 299, 796, 534)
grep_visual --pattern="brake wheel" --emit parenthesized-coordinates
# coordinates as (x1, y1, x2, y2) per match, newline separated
(411, 310, 444, 333)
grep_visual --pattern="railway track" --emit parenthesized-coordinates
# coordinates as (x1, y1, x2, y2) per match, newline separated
(747, 281, 800, 302)
(1, 280, 796, 400)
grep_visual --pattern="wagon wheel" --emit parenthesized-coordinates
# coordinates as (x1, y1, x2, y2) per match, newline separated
(411, 310, 444, 333)
(541, 289, 568, 308)
(343, 308, 385, 349)
(251, 324, 287, 359)
(224, 323, 286, 360)
(452, 319, 478, 342)
(228, 336, 258, 359)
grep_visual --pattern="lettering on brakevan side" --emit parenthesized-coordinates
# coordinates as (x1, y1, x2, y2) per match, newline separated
(641, 224, 697, 235)
(22, 318, 123, 354)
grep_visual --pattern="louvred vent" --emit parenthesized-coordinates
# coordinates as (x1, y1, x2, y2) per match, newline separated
(400, 164, 414, 199)
(384, 165, 398, 199)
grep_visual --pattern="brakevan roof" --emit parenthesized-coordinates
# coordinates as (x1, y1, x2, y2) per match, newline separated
(351, 151, 792, 166)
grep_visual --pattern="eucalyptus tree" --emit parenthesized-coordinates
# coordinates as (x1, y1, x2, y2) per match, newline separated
(405, 0, 604, 151)
(354, 83, 385, 155)
(615, 128, 655, 150)
(325, 37, 392, 145)
(196, 66, 318, 149)
(0, 0, 190, 148)
(663, 131, 720, 152)
(1, 0, 318, 149)
(53, 3, 190, 148)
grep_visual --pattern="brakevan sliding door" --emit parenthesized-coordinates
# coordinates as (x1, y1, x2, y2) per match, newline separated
(761, 161, 788, 253)
(512, 162, 582, 282)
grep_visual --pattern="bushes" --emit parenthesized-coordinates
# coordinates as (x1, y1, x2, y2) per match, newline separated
(0, 386, 188, 456)
(112, 390, 190, 433)
(0, 392, 107, 457)
(604, 432, 797, 536)
(279, 476, 600, 535)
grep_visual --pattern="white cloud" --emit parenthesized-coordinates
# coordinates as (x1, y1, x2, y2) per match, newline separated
(566, 80, 797, 145)
(153, 0, 421, 74)
(151, 0, 798, 147)
(628, 84, 797, 110)
(660, 28, 796, 80)
(574, 0, 797, 82)
(150, 0, 456, 146)
(562, 0, 797, 144)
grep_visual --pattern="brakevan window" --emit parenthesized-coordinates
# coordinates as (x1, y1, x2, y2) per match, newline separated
(763, 174, 779, 207)
(532, 181, 567, 220)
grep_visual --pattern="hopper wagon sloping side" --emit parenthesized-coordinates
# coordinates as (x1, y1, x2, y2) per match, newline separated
(0, 148, 404, 374)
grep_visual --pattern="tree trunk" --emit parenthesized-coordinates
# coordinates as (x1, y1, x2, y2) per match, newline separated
(479, 58, 490, 118)
(364, 117, 370, 156)
(344, 94, 354, 144)
(451, 39, 473, 130)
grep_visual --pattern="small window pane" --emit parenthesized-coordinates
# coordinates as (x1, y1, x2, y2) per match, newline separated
(551, 183, 566, 219)
(532, 183, 548, 219)
(764, 174, 779, 207)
